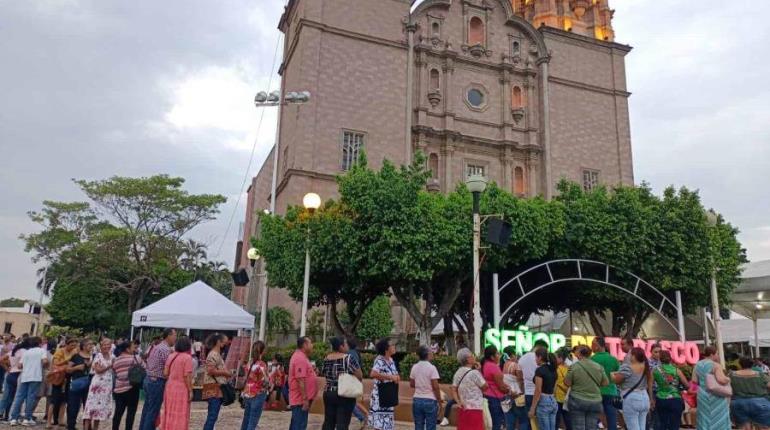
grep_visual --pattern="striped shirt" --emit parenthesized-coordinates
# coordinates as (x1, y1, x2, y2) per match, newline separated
(113, 354, 144, 393)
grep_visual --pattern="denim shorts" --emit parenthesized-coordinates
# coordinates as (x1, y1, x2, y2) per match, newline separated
(732, 397, 770, 426)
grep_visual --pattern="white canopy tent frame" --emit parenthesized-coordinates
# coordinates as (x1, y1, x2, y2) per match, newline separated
(131, 281, 256, 367)
(729, 260, 770, 357)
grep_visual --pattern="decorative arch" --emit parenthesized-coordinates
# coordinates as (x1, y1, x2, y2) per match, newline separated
(412, 0, 549, 61)
(497, 259, 683, 336)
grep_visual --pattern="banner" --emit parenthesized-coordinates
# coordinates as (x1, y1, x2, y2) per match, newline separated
(485, 326, 699, 365)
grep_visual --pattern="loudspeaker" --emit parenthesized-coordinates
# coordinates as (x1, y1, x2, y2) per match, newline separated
(486, 218, 512, 246)
(231, 269, 250, 286)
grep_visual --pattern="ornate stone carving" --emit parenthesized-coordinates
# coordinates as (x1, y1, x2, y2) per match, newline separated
(570, 0, 591, 18)
(469, 43, 485, 57)
(511, 107, 525, 124)
(428, 89, 442, 107)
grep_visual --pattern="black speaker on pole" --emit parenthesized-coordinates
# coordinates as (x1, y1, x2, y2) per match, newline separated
(231, 269, 250, 286)
(486, 218, 512, 246)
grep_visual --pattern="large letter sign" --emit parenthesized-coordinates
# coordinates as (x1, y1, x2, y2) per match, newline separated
(485, 326, 566, 356)
(485, 327, 699, 365)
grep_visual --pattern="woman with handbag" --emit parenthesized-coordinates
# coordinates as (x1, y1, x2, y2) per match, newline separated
(322, 337, 363, 430)
(611, 348, 651, 430)
(112, 340, 145, 430)
(47, 338, 78, 428)
(450, 349, 488, 430)
(564, 345, 607, 430)
(692, 345, 730, 430)
(159, 336, 194, 430)
(202, 333, 231, 430)
(652, 350, 689, 430)
(369, 338, 400, 430)
(729, 356, 770, 430)
(240, 340, 269, 430)
(66, 339, 94, 430)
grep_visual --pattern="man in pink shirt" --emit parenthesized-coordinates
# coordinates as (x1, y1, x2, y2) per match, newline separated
(289, 336, 316, 430)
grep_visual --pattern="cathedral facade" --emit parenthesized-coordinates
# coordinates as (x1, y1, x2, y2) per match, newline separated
(233, 0, 635, 327)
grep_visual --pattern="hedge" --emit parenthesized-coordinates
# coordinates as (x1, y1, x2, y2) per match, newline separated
(399, 353, 460, 384)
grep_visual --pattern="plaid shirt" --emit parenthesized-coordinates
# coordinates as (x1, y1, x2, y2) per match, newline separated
(146, 342, 172, 379)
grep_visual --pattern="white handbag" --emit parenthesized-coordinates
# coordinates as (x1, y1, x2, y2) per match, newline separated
(338, 356, 363, 398)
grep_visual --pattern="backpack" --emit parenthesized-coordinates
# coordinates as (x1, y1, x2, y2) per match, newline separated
(128, 356, 146, 386)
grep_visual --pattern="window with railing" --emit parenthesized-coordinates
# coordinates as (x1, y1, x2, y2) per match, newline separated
(582, 169, 600, 191)
(342, 131, 365, 171)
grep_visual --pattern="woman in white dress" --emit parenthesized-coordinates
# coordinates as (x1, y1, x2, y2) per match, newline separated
(83, 338, 114, 430)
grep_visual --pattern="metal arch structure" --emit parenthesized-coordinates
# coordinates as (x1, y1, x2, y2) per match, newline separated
(497, 259, 685, 338)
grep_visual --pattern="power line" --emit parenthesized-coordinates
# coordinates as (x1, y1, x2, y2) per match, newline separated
(214, 32, 283, 260)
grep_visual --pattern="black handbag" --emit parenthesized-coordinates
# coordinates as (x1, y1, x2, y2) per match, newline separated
(220, 382, 237, 406)
(377, 381, 399, 408)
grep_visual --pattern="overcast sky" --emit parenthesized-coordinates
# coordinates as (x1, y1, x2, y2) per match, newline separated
(1, 0, 768, 301)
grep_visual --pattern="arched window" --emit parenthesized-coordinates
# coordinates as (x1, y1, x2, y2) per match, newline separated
(429, 153, 439, 179)
(512, 86, 523, 108)
(512, 41, 520, 56)
(468, 17, 485, 45)
(514, 166, 525, 195)
(432, 22, 440, 38)
(430, 69, 440, 91)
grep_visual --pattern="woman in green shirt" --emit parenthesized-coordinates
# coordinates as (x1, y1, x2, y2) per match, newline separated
(652, 350, 689, 430)
(564, 345, 608, 430)
(730, 356, 770, 430)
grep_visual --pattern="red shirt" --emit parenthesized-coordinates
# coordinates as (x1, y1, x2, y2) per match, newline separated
(289, 350, 317, 406)
(243, 360, 267, 398)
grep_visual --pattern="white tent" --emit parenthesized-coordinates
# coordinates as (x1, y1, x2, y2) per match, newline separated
(131, 281, 254, 331)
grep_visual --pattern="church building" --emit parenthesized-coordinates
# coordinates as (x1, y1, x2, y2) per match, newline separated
(233, 0, 635, 333)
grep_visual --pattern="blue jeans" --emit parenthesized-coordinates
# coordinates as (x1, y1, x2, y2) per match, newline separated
(506, 395, 532, 430)
(66, 380, 88, 430)
(413, 398, 438, 430)
(353, 403, 366, 422)
(621, 391, 649, 430)
(601, 395, 618, 430)
(240, 393, 267, 430)
(10, 381, 40, 420)
(485, 396, 506, 430)
(290, 405, 309, 430)
(138, 377, 166, 430)
(731, 396, 770, 427)
(535, 394, 558, 430)
(0, 372, 19, 420)
(204, 397, 223, 430)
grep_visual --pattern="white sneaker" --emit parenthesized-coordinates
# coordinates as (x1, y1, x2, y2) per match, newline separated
(439, 418, 449, 427)
(8, 420, 19, 427)
(20, 419, 35, 427)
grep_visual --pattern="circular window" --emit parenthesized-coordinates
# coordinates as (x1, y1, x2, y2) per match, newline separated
(467, 88, 484, 107)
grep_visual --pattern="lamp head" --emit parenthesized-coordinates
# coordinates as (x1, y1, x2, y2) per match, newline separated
(295, 91, 311, 103)
(247, 248, 260, 261)
(254, 91, 268, 104)
(465, 174, 488, 194)
(303, 192, 321, 210)
(267, 91, 280, 103)
(284, 92, 298, 103)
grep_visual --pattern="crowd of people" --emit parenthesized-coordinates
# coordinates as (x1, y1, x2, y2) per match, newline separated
(2, 329, 770, 430)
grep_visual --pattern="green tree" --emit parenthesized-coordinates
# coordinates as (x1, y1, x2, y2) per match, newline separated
(21, 175, 227, 331)
(355, 296, 395, 342)
(258, 306, 294, 344)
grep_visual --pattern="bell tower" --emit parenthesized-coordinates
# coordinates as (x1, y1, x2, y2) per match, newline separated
(512, 0, 615, 41)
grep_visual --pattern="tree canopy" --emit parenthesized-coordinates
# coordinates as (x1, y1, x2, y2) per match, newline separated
(21, 175, 227, 334)
(253, 156, 746, 340)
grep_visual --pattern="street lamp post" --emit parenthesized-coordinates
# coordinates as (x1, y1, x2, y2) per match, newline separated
(466, 174, 488, 356)
(254, 90, 311, 341)
(706, 210, 725, 364)
(299, 192, 321, 337)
